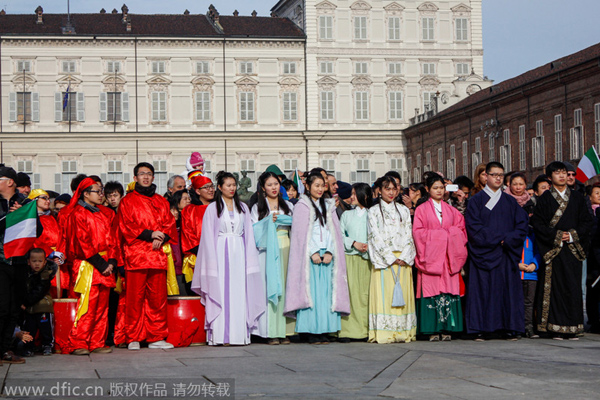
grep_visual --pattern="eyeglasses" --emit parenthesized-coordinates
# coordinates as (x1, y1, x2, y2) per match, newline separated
(200, 185, 215, 190)
(567, 172, 576, 176)
(88, 189, 104, 194)
(137, 172, 154, 177)
(37, 196, 50, 201)
(487, 173, 505, 179)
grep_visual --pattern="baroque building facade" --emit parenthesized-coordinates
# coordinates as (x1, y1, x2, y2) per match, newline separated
(0, 1, 489, 193)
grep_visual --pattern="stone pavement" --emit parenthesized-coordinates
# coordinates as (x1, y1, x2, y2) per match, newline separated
(2, 334, 600, 399)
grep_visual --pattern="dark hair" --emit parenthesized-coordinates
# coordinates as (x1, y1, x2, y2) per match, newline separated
(546, 161, 567, 177)
(533, 174, 551, 193)
(509, 172, 527, 185)
(378, 175, 401, 224)
(169, 189, 189, 211)
(281, 179, 298, 193)
(214, 171, 245, 217)
(310, 167, 327, 177)
(257, 171, 291, 220)
(485, 161, 504, 174)
(70, 174, 88, 193)
(503, 171, 516, 186)
(422, 171, 438, 184)
(89, 175, 103, 185)
(454, 175, 474, 191)
(306, 172, 328, 226)
(425, 173, 445, 189)
(384, 171, 402, 186)
(352, 182, 373, 209)
(134, 162, 154, 176)
(409, 182, 427, 197)
(27, 248, 46, 259)
(104, 181, 124, 197)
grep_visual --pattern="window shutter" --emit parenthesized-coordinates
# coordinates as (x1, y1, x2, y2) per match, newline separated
(9, 93, 17, 122)
(33, 173, 41, 189)
(531, 137, 537, 167)
(122, 92, 130, 122)
(350, 171, 357, 184)
(124, 173, 131, 184)
(100, 173, 108, 183)
(99, 92, 107, 122)
(55, 173, 62, 193)
(370, 171, 377, 183)
(335, 172, 342, 181)
(55, 92, 63, 122)
(31, 92, 40, 122)
(75, 92, 85, 122)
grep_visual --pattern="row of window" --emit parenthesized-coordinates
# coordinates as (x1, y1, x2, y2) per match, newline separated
(318, 15, 469, 42)
(9, 89, 419, 123)
(317, 60, 470, 77)
(15, 59, 299, 76)
(18, 156, 406, 195)
(411, 106, 600, 181)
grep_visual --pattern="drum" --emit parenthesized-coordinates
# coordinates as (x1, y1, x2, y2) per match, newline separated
(53, 298, 77, 354)
(167, 296, 206, 346)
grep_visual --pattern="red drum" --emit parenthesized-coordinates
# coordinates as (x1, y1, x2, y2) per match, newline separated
(53, 299, 77, 354)
(167, 296, 206, 346)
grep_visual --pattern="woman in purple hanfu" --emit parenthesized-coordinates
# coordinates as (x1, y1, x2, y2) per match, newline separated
(191, 171, 264, 345)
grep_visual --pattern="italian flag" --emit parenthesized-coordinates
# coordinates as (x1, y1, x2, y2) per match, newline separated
(576, 146, 600, 183)
(4, 200, 38, 259)
(293, 168, 305, 195)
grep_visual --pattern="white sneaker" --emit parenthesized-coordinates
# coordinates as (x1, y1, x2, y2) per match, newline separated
(148, 340, 174, 349)
(127, 341, 140, 351)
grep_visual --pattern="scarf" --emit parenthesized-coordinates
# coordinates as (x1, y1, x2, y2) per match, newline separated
(77, 199, 99, 213)
(135, 183, 157, 197)
(503, 187, 531, 207)
(482, 185, 502, 211)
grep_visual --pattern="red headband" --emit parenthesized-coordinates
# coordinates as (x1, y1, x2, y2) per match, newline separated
(191, 175, 212, 190)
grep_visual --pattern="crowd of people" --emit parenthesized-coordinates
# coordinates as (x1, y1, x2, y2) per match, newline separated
(0, 151, 599, 364)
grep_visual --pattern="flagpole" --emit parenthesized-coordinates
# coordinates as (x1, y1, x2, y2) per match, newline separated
(68, 78, 72, 133)
(22, 69, 26, 133)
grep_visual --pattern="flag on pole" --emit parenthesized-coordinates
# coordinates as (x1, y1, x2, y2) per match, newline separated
(293, 168, 305, 195)
(576, 146, 600, 183)
(62, 83, 70, 111)
(3, 200, 38, 259)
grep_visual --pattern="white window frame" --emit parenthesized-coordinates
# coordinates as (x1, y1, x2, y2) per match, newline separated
(423, 91, 436, 112)
(388, 17, 401, 41)
(100, 92, 129, 123)
(319, 16, 333, 40)
(152, 160, 169, 195)
(533, 120, 545, 167)
(61, 160, 77, 193)
(571, 108, 584, 159)
(388, 91, 403, 121)
(195, 91, 211, 122)
(151, 91, 167, 122)
(319, 61, 333, 74)
(320, 91, 334, 121)
(196, 61, 210, 74)
(555, 114, 563, 161)
(17, 60, 31, 73)
(283, 159, 298, 174)
(354, 16, 367, 40)
(455, 18, 468, 41)
(151, 61, 166, 74)
(107, 61, 121, 74)
(240, 61, 254, 75)
(499, 129, 511, 171)
(422, 17, 435, 41)
(422, 63, 436, 75)
(462, 140, 468, 175)
(438, 148, 444, 173)
(282, 62, 297, 75)
(283, 92, 297, 122)
(388, 62, 402, 75)
(354, 62, 368, 75)
(456, 63, 470, 76)
(239, 92, 255, 122)
(519, 125, 526, 170)
(355, 91, 369, 121)
(62, 60, 76, 74)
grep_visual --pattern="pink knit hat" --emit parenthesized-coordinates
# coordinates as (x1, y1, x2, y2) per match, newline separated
(190, 152, 204, 168)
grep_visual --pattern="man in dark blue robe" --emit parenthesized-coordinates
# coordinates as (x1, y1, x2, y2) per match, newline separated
(465, 162, 529, 338)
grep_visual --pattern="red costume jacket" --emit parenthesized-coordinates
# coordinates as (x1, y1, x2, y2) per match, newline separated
(117, 189, 177, 271)
(180, 204, 208, 254)
(66, 203, 117, 288)
(35, 214, 65, 257)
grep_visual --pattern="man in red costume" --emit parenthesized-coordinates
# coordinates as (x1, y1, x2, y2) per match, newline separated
(180, 172, 214, 288)
(66, 178, 117, 355)
(117, 162, 177, 350)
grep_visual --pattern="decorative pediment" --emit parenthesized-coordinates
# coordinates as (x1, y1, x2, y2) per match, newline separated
(385, 77, 407, 88)
(316, 76, 339, 88)
(451, 3, 472, 13)
(101, 75, 126, 86)
(417, 2, 439, 12)
(384, 2, 405, 12)
(11, 74, 36, 86)
(419, 76, 441, 89)
(191, 76, 215, 86)
(316, 1, 337, 11)
(467, 84, 482, 95)
(146, 75, 172, 85)
(57, 75, 82, 85)
(350, 1, 372, 11)
(234, 76, 259, 87)
(279, 77, 302, 89)
(351, 76, 373, 86)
